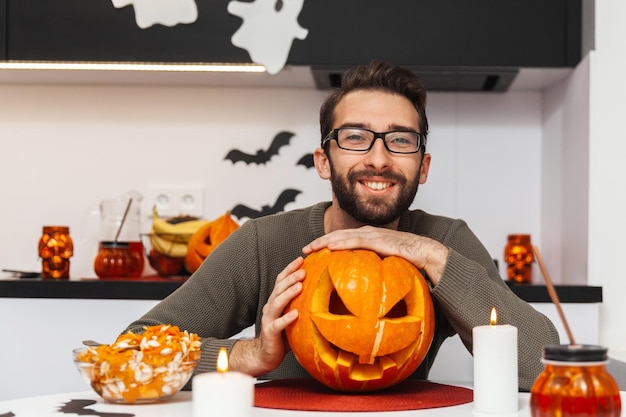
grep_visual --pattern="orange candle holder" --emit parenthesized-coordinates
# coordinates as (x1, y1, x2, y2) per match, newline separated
(503, 234, 534, 283)
(38, 226, 73, 279)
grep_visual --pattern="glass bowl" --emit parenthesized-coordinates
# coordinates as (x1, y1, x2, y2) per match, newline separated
(73, 347, 199, 403)
(140, 233, 191, 277)
(73, 326, 201, 403)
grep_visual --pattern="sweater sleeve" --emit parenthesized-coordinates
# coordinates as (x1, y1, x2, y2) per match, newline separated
(123, 220, 264, 376)
(121, 204, 324, 381)
(429, 219, 560, 391)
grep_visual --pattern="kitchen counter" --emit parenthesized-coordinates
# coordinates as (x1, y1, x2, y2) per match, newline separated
(0, 277, 604, 401)
(0, 276, 187, 300)
(0, 276, 603, 303)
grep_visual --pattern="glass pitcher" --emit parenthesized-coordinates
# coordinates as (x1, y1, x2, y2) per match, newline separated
(75, 191, 145, 278)
(98, 193, 145, 277)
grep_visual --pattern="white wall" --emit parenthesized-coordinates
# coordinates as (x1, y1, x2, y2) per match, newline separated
(421, 92, 543, 269)
(541, 56, 591, 285)
(588, 1, 626, 352)
(0, 84, 544, 281)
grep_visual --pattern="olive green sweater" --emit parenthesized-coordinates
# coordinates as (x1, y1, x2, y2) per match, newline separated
(125, 202, 559, 391)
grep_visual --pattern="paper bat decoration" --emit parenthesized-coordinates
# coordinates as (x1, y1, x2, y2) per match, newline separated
(231, 189, 301, 220)
(57, 399, 135, 417)
(296, 153, 314, 169)
(224, 131, 294, 165)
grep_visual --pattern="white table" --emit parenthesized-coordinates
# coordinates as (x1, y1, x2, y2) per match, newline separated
(0, 386, 586, 417)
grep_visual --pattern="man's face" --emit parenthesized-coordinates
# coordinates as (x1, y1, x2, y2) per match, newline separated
(317, 90, 431, 226)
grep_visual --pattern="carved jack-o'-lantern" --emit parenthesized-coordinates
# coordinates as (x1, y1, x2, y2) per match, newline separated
(285, 248, 435, 392)
(185, 212, 239, 273)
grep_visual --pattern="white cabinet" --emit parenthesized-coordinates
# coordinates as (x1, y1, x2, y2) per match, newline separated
(0, 298, 159, 401)
(0, 298, 600, 401)
(428, 302, 600, 382)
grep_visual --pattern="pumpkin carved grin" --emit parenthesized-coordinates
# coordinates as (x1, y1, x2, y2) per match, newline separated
(285, 248, 435, 392)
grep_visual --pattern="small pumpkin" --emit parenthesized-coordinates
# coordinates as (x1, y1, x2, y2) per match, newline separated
(185, 212, 239, 273)
(284, 248, 435, 392)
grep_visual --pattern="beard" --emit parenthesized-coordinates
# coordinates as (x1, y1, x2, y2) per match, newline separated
(329, 161, 421, 226)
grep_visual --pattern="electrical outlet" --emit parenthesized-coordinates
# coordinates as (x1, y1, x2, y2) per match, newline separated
(148, 184, 204, 217)
(177, 185, 204, 216)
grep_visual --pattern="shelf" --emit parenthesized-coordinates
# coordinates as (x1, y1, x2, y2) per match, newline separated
(505, 281, 602, 303)
(0, 276, 602, 303)
(0, 276, 187, 300)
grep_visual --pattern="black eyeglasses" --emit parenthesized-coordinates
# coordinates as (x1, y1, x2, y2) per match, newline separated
(322, 127, 426, 154)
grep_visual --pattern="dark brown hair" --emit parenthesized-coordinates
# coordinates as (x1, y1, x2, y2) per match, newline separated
(319, 61, 429, 146)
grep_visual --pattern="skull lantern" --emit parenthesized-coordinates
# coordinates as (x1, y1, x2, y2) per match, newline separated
(284, 248, 435, 392)
(38, 226, 73, 279)
(503, 234, 534, 283)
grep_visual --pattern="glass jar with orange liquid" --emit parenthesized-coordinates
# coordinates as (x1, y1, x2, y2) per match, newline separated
(98, 198, 144, 276)
(94, 241, 143, 278)
(530, 344, 621, 417)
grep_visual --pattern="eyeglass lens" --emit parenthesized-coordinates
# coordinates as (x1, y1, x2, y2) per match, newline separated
(336, 128, 420, 153)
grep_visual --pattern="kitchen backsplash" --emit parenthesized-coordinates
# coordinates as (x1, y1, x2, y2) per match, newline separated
(0, 83, 543, 279)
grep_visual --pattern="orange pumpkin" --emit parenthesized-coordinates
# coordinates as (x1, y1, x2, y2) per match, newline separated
(185, 212, 239, 273)
(284, 248, 435, 392)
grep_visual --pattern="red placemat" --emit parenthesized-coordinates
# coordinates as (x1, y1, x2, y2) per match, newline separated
(254, 378, 473, 412)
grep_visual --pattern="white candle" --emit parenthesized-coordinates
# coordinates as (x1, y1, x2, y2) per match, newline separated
(472, 307, 518, 414)
(192, 348, 254, 417)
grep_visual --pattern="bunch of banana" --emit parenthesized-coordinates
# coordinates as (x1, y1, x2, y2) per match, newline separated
(149, 207, 210, 258)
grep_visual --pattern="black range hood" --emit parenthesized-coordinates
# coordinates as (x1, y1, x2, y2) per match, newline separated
(296, 0, 584, 92)
(312, 66, 519, 92)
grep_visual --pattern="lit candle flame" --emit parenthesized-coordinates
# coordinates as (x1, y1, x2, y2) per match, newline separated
(490, 307, 498, 326)
(217, 347, 229, 373)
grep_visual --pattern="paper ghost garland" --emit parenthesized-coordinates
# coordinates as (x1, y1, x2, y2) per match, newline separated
(109, 0, 308, 75)
(111, 0, 198, 29)
(228, 0, 309, 74)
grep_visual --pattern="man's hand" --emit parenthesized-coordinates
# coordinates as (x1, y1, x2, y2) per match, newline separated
(302, 226, 449, 285)
(228, 256, 305, 376)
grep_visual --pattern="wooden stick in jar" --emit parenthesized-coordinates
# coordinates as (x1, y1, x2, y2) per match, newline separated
(532, 245, 577, 345)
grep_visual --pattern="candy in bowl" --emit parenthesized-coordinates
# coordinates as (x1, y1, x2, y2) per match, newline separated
(73, 324, 201, 403)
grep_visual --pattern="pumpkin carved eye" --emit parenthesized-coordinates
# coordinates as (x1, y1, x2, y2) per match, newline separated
(329, 290, 408, 316)
(285, 248, 435, 392)
(328, 291, 351, 315)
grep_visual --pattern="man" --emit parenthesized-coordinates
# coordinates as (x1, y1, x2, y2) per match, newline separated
(126, 61, 559, 391)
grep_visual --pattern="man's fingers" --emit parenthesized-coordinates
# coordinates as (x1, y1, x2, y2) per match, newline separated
(264, 276, 303, 317)
(268, 309, 298, 334)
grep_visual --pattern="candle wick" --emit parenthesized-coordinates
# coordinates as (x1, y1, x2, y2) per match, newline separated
(532, 245, 577, 345)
